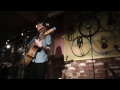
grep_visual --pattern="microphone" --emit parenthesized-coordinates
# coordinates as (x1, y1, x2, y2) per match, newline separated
(27, 30, 36, 33)
(45, 23, 50, 27)
(114, 44, 120, 52)
(101, 36, 108, 49)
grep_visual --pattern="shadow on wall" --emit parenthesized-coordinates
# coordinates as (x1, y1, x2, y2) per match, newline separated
(46, 46, 65, 79)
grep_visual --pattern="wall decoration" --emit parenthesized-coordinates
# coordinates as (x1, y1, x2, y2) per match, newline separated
(78, 16, 100, 37)
(100, 11, 119, 31)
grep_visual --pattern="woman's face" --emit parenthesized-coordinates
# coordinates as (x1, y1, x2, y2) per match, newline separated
(36, 23, 46, 33)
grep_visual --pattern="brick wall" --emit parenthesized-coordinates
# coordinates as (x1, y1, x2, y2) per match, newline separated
(46, 56, 120, 79)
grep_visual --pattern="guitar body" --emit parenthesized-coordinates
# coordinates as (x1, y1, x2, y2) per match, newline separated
(20, 46, 39, 67)
(27, 45, 39, 57)
(23, 53, 33, 67)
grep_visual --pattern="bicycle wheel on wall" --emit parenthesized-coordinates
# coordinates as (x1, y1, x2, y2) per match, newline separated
(79, 16, 100, 37)
(92, 31, 117, 54)
(71, 36, 90, 57)
(100, 11, 119, 31)
(64, 23, 78, 41)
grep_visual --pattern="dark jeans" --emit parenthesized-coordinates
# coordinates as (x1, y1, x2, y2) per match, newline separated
(28, 62, 46, 79)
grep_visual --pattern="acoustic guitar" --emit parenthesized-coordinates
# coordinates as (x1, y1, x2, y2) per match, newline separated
(20, 27, 56, 67)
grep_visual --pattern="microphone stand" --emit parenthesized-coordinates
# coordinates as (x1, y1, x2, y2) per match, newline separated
(0, 52, 4, 65)
(18, 30, 35, 79)
(20, 35, 28, 79)
(89, 29, 96, 79)
(0, 52, 4, 74)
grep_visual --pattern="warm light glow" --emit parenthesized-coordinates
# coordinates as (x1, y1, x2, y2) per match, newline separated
(6, 40, 9, 44)
(58, 78, 62, 79)
(6, 44, 11, 49)
(21, 33, 23, 36)
(36, 25, 38, 28)
(6, 42, 8, 44)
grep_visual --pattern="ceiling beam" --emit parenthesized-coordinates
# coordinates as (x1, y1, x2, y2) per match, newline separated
(16, 11, 38, 23)
(47, 11, 66, 18)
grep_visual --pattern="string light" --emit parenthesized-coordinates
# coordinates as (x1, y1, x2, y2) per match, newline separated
(6, 44, 11, 49)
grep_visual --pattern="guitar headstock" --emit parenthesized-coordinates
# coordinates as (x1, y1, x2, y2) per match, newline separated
(44, 27, 56, 35)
